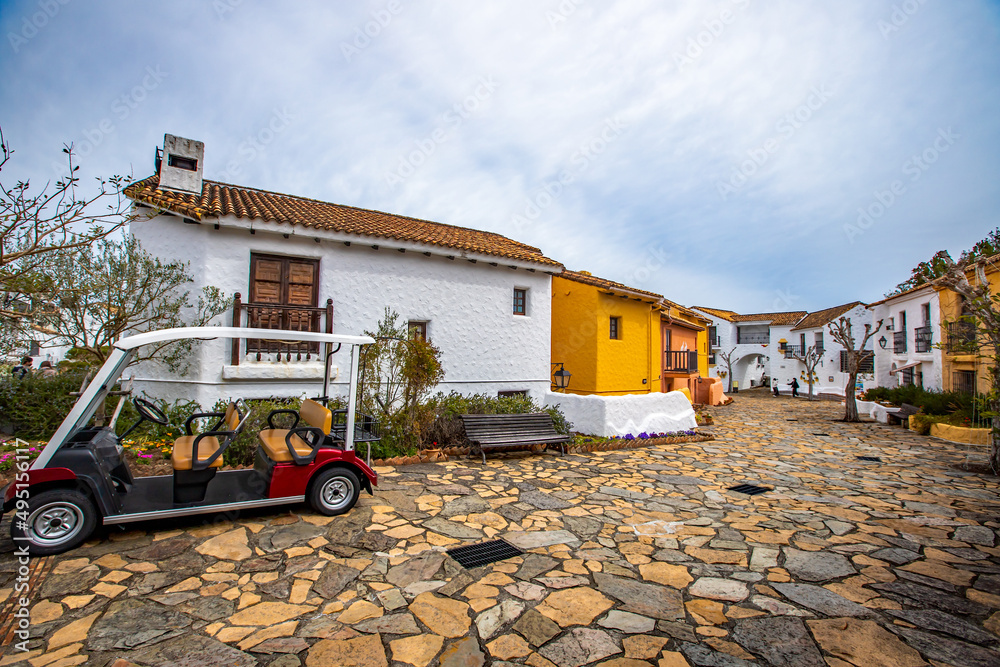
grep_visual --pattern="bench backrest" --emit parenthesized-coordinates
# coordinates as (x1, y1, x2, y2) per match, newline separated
(899, 403, 920, 416)
(461, 413, 557, 438)
(301, 398, 333, 432)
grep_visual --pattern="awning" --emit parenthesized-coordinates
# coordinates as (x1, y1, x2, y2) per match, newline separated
(892, 361, 922, 373)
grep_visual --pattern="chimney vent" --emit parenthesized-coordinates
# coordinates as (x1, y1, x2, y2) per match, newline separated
(158, 134, 204, 194)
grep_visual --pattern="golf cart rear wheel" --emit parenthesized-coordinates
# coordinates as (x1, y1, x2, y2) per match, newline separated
(11, 489, 98, 556)
(309, 468, 360, 516)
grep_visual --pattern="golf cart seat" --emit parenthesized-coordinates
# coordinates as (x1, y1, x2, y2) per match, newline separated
(172, 402, 247, 503)
(258, 398, 332, 465)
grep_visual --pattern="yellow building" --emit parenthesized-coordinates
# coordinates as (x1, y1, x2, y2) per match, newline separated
(551, 270, 710, 396)
(940, 255, 999, 395)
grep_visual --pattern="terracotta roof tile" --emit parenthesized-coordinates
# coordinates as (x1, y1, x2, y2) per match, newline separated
(558, 270, 663, 300)
(125, 176, 561, 267)
(692, 307, 738, 322)
(729, 311, 807, 325)
(791, 301, 863, 331)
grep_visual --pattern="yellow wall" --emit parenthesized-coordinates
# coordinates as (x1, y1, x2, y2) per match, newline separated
(939, 270, 999, 394)
(551, 275, 659, 395)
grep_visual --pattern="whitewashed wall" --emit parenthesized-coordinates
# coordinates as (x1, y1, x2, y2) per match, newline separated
(129, 212, 554, 407)
(870, 288, 942, 391)
(545, 390, 696, 437)
(772, 305, 877, 396)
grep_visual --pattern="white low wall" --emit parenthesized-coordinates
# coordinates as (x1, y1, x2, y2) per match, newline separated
(545, 391, 697, 437)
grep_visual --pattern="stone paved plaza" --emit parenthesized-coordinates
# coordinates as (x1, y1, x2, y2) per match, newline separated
(2, 392, 1000, 666)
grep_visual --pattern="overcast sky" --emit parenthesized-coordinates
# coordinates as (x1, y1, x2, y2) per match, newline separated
(2, 1, 998, 313)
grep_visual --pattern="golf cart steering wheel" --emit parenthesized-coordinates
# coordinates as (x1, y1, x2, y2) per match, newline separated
(133, 397, 169, 425)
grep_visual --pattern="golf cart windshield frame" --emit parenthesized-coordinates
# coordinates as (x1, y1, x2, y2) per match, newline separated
(31, 327, 375, 470)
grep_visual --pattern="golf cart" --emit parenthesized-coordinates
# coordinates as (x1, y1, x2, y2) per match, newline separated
(3, 327, 380, 555)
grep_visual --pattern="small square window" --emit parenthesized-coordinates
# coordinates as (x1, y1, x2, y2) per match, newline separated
(167, 154, 198, 171)
(513, 288, 527, 315)
(610, 317, 621, 340)
(408, 321, 428, 341)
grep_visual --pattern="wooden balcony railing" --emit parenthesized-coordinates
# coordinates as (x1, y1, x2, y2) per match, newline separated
(664, 350, 699, 373)
(230, 293, 334, 365)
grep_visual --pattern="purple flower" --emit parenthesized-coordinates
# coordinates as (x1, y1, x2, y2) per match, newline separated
(624, 433, 634, 440)
(638, 432, 649, 439)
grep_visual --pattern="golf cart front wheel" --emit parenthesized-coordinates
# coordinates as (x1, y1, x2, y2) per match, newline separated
(10, 488, 98, 556)
(309, 468, 360, 516)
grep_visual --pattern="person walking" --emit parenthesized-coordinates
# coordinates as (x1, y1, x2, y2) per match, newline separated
(790, 378, 800, 398)
(11, 356, 33, 379)
(38, 360, 57, 377)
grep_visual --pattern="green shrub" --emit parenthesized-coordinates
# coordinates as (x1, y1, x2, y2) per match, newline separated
(420, 392, 573, 450)
(862, 386, 974, 416)
(0, 369, 93, 440)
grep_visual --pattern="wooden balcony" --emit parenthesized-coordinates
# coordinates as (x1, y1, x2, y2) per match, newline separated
(664, 350, 699, 374)
(230, 293, 334, 365)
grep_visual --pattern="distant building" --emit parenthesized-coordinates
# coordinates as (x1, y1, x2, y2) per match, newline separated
(868, 286, 943, 391)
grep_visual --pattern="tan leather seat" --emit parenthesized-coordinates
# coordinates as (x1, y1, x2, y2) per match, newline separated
(258, 399, 332, 464)
(171, 435, 224, 470)
(171, 403, 241, 471)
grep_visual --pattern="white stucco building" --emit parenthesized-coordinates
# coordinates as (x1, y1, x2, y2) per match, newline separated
(694, 302, 877, 397)
(868, 285, 943, 390)
(125, 134, 561, 407)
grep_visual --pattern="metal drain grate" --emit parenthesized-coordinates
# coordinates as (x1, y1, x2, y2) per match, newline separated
(813, 433, 831, 437)
(447, 539, 524, 569)
(786, 419, 799, 422)
(728, 483, 771, 496)
(857, 456, 882, 462)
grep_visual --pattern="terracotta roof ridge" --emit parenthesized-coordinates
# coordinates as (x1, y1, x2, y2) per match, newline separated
(560, 269, 663, 299)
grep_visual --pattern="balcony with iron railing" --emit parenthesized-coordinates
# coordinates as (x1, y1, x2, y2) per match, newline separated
(230, 292, 334, 365)
(736, 332, 770, 345)
(946, 321, 977, 355)
(893, 330, 907, 354)
(664, 350, 699, 374)
(914, 325, 933, 353)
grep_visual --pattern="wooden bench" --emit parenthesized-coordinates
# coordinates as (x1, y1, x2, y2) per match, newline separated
(886, 403, 920, 427)
(460, 413, 571, 464)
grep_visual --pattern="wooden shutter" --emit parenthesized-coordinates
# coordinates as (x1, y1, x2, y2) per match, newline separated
(247, 254, 320, 354)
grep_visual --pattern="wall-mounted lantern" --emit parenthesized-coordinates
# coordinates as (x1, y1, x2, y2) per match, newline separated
(551, 362, 572, 391)
(878, 335, 888, 349)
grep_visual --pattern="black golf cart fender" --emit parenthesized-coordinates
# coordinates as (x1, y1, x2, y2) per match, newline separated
(3, 467, 111, 517)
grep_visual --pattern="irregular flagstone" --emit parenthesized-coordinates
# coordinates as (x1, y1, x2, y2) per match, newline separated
(438, 636, 486, 667)
(354, 612, 420, 635)
(598, 610, 656, 633)
(807, 618, 927, 667)
(893, 627, 1000, 667)
(535, 586, 614, 627)
(308, 633, 389, 667)
(595, 572, 685, 621)
(476, 599, 525, 639)
(871, 581, 990, 615)
(228, 601, 315, 626)
(129, 633, 257, 667)
(409, 592, 472, 638)
(518, 490, 573, 510)
(375, 588, 408, 611)
(423, 517, 484, 540)
(195, 527, 251, 561)
(440, 495, 492, 517)
(622, 634, 670, 659)
(503, 530, 579, 550)
(782, 548, 856, 582)
(562, 515, 605, 537)
(505, 581, 548, 601)
(48, 611, 100, 650)
(688, 577, 748, 602)
(313, 562, 361, 599)
(339, 600, 384, 624)
(771, 583, 871, 617)
(539, 627, 621, 667)
(389, 634, 445, 667)
(87, 599, 191, 651)
(730, 616, 825, 667)
(513, 608, 561, 647)
(680, 642, 757, 667)
(514, 554, 559, 581)
(639, 562, 692, 588)
(887, 609, 999, 646)
(387, 552, 446, 587)
(870, 548, 922, 565)
(40, 570, 102, 599)
(954, 525, 996, 547)
(486, 633, 532, 661)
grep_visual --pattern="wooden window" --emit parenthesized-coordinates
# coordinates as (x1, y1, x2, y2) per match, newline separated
(610, 317, 621, 340)
(513, 288, 526, 315)
(408, 321, 428, 341)
(248, 253, 320, 353)
(498, 390, 528, 398)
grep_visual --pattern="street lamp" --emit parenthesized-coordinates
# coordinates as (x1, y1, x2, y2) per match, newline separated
(878, 335, 887, 349)
(551, 362, 572, 391)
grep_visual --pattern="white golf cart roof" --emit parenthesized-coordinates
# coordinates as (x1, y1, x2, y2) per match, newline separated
(33, 327, 375, 469)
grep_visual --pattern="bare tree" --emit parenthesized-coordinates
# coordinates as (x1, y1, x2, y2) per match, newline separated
(827, 316, 882, 422)
(791, 345, 823, 400)
(718, 347, 737, 392)
(930, 250, 1000, 470)
(1, 128, 134, 348)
